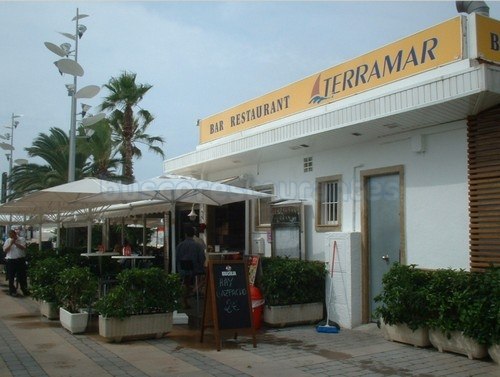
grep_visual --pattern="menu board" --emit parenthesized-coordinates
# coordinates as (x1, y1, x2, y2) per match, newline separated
(212, 262, 251, 329)
(200, 260, 256, 351)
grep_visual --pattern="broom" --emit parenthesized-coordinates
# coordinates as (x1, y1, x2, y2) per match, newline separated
(316, 241, 340, 333)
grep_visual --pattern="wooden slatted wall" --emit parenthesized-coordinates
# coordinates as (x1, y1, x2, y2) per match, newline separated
(468, 105, 500, 271)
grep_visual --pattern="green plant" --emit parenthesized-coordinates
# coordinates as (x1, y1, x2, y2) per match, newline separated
(374, 263, 432, 331)
(95, 268, 181, 319)
(261, 257, 326, 306)
(460, 267, 500, 346)
(55, 267, 98, 313)
(426, 268, 469, 336)
(29, 257, 68, 303)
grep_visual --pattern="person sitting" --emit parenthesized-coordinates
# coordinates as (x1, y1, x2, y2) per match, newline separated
(176, 227, 206, 309)
(122, 239, 132, 256)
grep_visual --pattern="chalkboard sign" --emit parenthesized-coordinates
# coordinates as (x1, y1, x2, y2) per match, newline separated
(200, 260, 256, 351)
(212, 262, 251, 329)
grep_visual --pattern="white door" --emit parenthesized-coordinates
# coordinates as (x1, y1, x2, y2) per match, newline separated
(367, 173, 401, 320)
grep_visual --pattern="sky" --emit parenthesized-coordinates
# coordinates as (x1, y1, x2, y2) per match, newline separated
(2, 0, 500, 181)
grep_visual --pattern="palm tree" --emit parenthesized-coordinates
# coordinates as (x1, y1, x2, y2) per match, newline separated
(100, 71, 164, 183)
(9, 127, 89, 199)
(76, 120, 122, 180)
(108, 108, 165, 176)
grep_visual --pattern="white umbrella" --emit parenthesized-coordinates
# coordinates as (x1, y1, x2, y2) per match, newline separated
(78, 175, 273, 271)
(0, 178, 131, 252)
(0, 177, 131, 213)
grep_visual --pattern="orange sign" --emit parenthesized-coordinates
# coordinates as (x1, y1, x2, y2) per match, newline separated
(199, 17, 463, 144)
(475, 13, 500, 64)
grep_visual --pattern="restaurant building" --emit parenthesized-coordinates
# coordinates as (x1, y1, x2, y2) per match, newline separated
(164, 11, 500, 328)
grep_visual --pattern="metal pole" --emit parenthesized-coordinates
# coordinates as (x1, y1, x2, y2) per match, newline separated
(8, 113, 15, 195)
(68, 8, 79, 183)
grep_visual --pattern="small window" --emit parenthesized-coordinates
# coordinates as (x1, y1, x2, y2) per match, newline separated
(316, 175, 342, 231)
(254, 185, 274, 228)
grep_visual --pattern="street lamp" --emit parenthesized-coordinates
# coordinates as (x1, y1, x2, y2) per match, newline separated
(2, 113, 22, 197)
(44, 8, 101, 182)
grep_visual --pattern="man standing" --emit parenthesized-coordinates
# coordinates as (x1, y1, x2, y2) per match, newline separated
(176, 227, 206, 308)
(3, 229, 28, 297)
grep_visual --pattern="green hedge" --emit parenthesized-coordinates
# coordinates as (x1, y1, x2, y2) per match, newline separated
(95, 268, 182, 319)
(375, 263, 500, 346)
(261, 257, 326, 306)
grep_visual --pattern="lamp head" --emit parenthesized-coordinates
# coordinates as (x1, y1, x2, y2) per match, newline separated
(60, 43, 72, 57)
(81, 103, 91, 117)
(78, 24, 87, 39)
(65, 83, 75, 95)
(188, 204, 197, 221)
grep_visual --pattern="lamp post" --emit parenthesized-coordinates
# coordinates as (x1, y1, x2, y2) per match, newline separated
(7, 114, 21, 192)
(44, 8, 100, 183)
(0, 113, 22, 198)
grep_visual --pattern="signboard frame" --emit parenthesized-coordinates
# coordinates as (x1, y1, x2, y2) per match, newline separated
(200, 259, 257, 351)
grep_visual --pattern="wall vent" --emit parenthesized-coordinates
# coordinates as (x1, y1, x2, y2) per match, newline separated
(304, 156, 313, 172)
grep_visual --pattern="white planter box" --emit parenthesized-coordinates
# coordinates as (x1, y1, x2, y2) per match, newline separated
(429, 329, 488, 360)
(59, 307, 89, 334)
(488, 344, 500, 364)
(264, 302, 323, 327)
(380, 319, 430, 347)
(39, 301, 59, 320)
(99, 312, 173, 343)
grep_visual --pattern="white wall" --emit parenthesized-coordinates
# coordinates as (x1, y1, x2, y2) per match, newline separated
(230, 121, 469, 270)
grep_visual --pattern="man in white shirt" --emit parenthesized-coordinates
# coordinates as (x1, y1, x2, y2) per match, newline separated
(3, 229, 28, 297)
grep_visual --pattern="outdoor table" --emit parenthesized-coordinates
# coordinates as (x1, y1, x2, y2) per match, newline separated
(80, 252, 120, 275)
(111, 255, 155, 268)
(80, 252, 120, 297)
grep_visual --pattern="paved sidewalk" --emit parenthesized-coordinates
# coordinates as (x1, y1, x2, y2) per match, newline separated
(0, 286, 498, 377)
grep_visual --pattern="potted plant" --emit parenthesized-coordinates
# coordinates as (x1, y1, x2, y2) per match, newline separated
(55, 266, 98, 334)
(427, 268, 488, 360)
(260, 257, 326, 327)
(95, 267, 181, 342)
(465, 267, 499, 363)
(374, 263, 432, 347)
(29, 257, 68, 319)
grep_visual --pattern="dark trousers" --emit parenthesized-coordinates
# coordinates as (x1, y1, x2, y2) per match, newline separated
(6, 258, 28, 295)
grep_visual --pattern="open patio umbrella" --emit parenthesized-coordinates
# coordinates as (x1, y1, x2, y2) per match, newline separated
(0, 177, 131, 252)
(77, 175, 273, 271)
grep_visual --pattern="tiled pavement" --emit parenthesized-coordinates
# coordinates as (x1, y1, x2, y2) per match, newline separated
(0, 283, 498, 377)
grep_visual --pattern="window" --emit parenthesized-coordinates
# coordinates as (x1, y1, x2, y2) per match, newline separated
(254, 185, 274, 228)
(316, 175, 341, 231)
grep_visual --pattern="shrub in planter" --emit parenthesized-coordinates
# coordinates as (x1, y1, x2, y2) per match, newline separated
(95, 268, 182, 342)
(261, 257, 326, 306)
(374, 263, 432, 331)
(29, 257, 68, 304)
(426, 268, 490, 359)
(55, 266, 98, 334)
(55, 266, 98, 313)
(461, 267, 500, 348)
(426, 268, 469, 336)
(95, 268, 182, 319)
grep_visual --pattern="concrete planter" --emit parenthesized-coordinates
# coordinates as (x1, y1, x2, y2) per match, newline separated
(429, 329, 488, 360)
(99, 312, 173, 343)
(488, 344, 500, 364)
(380, 319, 431, 347)
(59, 307, 89, 334)
(39, 300, 59, 320)
(264, 302, 323, 327)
